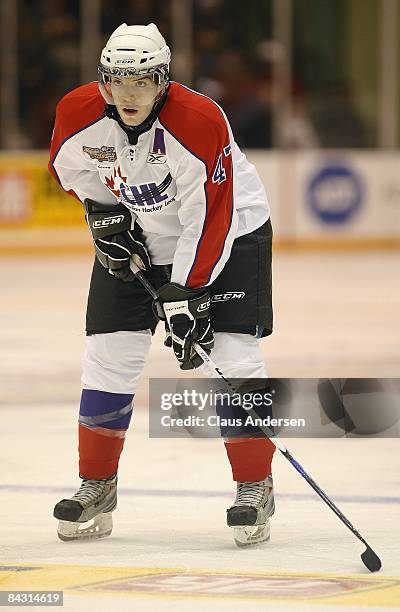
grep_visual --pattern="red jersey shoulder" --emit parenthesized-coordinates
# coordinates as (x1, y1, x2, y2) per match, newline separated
(160, 82, 229, 163)
(164, 82, 226, 127)
(55, 82, 106, 141)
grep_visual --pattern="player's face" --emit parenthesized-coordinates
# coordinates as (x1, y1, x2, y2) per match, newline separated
(108, 76, 159, 126)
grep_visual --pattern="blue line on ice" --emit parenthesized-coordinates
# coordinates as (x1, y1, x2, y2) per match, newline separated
(0, 484, 398, 504)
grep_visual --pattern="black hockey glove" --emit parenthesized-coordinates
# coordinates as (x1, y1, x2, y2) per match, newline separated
(154, 283, 214, 370)
(84, 199, 150, 281)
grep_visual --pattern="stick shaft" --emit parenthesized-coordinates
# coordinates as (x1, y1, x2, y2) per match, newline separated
(132, 266, 158, 299)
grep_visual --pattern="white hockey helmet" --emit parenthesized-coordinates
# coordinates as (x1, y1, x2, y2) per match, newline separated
(98, 23, 171, 105)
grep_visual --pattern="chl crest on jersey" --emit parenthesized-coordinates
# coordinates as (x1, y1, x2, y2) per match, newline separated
(102, 165, 175, 211)
(82, 145, 116, 162)
(147, 128, 167, 164)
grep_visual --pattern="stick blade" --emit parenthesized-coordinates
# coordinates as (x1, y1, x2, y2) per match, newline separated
(361, 546, 382, 572)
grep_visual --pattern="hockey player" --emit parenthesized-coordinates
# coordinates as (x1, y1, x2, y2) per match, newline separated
(49, 23, 275, 547)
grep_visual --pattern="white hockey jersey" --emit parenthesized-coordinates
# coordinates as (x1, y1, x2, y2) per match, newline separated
(49, 81, 270, 288)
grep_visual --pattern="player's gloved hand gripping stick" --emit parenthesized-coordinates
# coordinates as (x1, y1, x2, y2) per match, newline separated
(84, 199, 151, 281)
(153, 283, 214, 370)
(130, 259, 382, 573)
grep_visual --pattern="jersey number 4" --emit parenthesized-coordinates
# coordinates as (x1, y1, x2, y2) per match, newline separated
(212, 145, 231, 184)
(212, 153, 227, 184)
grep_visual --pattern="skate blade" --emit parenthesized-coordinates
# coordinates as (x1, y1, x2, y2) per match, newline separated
(233, 521, 270, 548)
(57, 512, 113, 541)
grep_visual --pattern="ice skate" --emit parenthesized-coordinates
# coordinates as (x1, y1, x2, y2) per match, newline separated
(53, 475, 117, 541)
(227, 475, 274, 547)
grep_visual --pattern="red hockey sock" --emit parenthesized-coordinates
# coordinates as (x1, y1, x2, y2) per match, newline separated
(79, 424, 126, 479)
(224, 437, 276, 482)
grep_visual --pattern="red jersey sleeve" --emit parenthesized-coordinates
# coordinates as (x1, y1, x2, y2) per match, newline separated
(48, 82, 105, 200)
(160, 84, 234, 288)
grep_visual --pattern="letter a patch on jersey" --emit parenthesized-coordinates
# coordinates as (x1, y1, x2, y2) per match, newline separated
(147, 128, 167, 164)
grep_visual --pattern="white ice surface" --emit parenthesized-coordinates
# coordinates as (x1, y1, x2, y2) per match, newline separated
(0, 254, 399, 611)
(0, 251, 399, 407)
(1, 405, 399, 611)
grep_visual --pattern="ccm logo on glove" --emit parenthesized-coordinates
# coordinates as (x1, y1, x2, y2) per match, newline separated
(197, 299, 210, 312)
(93, 215, 125, 228)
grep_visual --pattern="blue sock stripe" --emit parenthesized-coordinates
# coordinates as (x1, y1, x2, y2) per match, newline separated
(79, 402, 133, 426)
(80, 389, 134, 417)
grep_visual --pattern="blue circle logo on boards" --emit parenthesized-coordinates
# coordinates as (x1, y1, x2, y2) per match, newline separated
(307, 164, 364, 224)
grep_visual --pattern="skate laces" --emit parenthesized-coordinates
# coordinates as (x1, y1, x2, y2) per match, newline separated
(72, 477, 115, 506)
(234, 480, 270, 508)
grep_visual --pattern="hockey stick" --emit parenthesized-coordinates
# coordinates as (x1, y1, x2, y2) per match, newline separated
(129, 261, 382, 572)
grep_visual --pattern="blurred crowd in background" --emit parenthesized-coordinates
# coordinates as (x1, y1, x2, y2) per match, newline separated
(13, 0, 381, 149)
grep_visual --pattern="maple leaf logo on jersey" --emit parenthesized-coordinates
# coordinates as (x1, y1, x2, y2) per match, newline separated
(104, 166, 127, 198)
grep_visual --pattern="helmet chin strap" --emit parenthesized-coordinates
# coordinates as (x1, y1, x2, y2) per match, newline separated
(105, 86, 169, 145)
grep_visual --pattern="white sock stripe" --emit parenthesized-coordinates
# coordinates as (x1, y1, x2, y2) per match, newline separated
(79, 401, 133, 426)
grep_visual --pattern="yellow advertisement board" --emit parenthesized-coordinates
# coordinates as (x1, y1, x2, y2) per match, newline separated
(0, 153, 85, 228)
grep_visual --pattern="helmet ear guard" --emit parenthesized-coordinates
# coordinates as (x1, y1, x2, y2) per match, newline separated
(98, 77, 114, 105)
